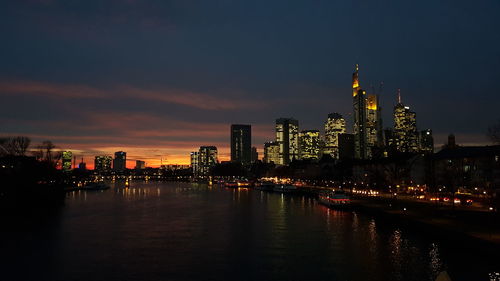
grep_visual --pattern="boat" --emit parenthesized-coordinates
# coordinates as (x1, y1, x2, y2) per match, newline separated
(225, 180, 251, 188)
(273, 184, 298, 193)
(224, 181, 239, 188)
(82, 182, 110, 191)
(236, 181, 251, 187)
(318, 191, 350, 208)
(254, 182, 275, 191)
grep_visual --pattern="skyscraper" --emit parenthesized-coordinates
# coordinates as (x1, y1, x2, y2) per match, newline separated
(190, 151, 199, 176)
(135, 160, 146, 170)
(263, 141, 280, 164)
(276, 118, 299, 165)
(393, 90, 419, 153)
(299, 130, 321, 160)
(251, 146, 258, 163)
(324, 113, 346, 159)
(352, 64, 382, 159)
(198, 146, 218, 176)
(230, 124, 251, 165)
(352, 64, 368, 159)
(339, 133, 355, 160)
(366, 89, 383, 155)
(113, 151, 126, 172)
(62, 151, 72, 171)
(420, 129, 434, 153)
(94, 156, 112, 172)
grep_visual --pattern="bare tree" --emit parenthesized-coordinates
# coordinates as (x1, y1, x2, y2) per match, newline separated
(12, 136, 31, 155)
(33, 140, 61, 167)
(382, 152, 419, 188)
(0, 136, 31, 156)
(0, 138, 7, 156)
(487, 120, 500, 144)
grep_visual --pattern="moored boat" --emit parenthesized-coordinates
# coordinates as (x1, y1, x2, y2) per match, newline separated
(254, 181, 275, 191)
(224, 181, 238, 188)
(225, 180, 251, 188)
(82, 182, 110, 191)
(318, 191, 350, 208)
(273, 184, 298, 193)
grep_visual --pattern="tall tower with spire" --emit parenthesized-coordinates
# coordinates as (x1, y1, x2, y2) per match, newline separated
(352, 64, 368, 159)
(352, 63, 360, 96)
(352, 64, 383, 159)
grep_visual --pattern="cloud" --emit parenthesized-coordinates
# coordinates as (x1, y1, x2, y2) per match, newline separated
(117, 85, 263, 110)
(0, 80, 265, 111)
(0, 108, 274, 167)
(0, 80, 106, 99)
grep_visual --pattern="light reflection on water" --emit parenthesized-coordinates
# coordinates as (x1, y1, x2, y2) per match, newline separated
(368, 218, 377, 256)
(390, 229, 403, 280)
(429, 242, 443, 278)
(1, 182, 498, 281)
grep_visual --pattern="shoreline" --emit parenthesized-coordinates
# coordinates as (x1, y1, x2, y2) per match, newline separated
(347, 196, 500, 250)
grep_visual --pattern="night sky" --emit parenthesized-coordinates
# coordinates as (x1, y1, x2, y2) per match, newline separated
(1, 0, 500, 167)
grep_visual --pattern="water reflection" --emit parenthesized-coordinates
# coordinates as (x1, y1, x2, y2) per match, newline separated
(352, 212, 359, 234)
(12, 182, 499, 281)
(368, 218, 377, 256)
(390, 229, 403, 280)
(429, 243, 443, 278)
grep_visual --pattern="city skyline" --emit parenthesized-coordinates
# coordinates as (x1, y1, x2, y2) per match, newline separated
(1, 1, 500, 168)
(1, 64, 495, 169)
(2, 3, 500, 281)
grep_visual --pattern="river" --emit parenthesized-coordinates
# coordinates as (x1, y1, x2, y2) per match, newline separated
(1, 182, 498, 281)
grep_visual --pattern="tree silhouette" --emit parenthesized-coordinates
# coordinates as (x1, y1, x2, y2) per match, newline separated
(33, 140, 62, 168)
(0, 136, 31, 156)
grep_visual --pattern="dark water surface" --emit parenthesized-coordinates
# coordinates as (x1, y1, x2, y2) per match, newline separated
(1, 182, 499, 281)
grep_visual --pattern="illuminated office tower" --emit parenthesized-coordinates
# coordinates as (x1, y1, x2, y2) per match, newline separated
(299, 130, 321, 160)
(190, 151, 199, 176)
(352, 64, 368, 159)
(198, 146, 218, 176)
(366, 89, 383, 155)
(62, 151, 72, 171)
(393, 90, 419, 153)
(276, 118, 299, 165)
(94, 156, 112, 172)
(324, 113, 346, 159)
(230, 124, 251, 165)
(113, 151, 126, 172)
(352, 64, 382, 159)
(420, 129, 434, 153)
(263, 141, 280, 164)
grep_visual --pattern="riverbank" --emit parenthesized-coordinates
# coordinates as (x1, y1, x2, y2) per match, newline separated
(348, 195, 500, 248)
(282, 184, 500, 246)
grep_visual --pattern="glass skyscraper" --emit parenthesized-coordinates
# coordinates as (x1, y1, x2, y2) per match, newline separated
(324, 113, 346, 159)
(230, 124, 251, 165)
(276, 118, 299, 165)
(299, 130, 321, 160)
(113, 151, 126, 172)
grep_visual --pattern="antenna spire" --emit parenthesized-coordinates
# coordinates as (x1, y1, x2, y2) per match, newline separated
(397, 88, 402, 104)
